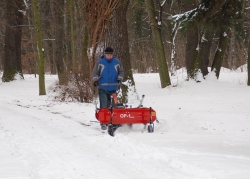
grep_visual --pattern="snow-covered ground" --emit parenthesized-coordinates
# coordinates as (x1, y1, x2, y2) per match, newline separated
(0, 68, 250, 179)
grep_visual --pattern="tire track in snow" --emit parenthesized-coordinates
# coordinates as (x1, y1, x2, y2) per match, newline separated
(0, 103, 113, 178)
(0, 99, 216, 179)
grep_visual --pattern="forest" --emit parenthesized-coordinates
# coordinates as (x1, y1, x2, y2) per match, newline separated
(0, 0, 250, 101)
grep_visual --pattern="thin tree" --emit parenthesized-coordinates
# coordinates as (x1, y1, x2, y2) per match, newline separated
(69, 0, 76, 70)
(81, 26, 89, 79)
(0, 0, 5, 71)
(145, 0, 171, 88)
(2, 0, 24, 82)
(74, 0, 89, 79)
(133, 0, 146, 73)
(84, 0, 120, 76)
(248, 39, 250, 86)
(51, 0, 68, 85)
(32, 0, 46, 95)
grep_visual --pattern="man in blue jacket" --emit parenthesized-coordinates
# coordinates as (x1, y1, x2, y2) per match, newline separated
(92, 47, 124, 129)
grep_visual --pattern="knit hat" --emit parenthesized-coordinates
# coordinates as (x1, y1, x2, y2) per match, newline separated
(104, 47, 113, 54)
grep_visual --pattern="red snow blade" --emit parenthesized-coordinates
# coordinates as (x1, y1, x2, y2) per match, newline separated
(95, 107, 157, 125)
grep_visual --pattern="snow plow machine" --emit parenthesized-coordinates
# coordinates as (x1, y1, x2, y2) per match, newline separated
(94, 83, 158, 136)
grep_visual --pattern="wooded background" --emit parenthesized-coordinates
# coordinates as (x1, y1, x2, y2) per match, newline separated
(0, 0, 249, 100)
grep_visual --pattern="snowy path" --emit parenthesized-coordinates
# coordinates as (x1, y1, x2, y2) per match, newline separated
(0, 100, 214, 179)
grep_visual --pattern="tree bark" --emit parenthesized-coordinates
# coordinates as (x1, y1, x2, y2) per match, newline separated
(81, 26, 90, 80)
(182, 0, 199, 80)
(185, 26, 199, 79)
(133, 0, 145, 72)
(2, 0, 24, 82)
(211, 29, 231, 78)
(248, 39, 250, 86)
(200, 30, 213, 77)
(51, 0, 68, 85)
(32, 0, 46, 95)
(69, 0, 76, 70)
(145, 0, 171, 88)
(104, 0, 136, 103)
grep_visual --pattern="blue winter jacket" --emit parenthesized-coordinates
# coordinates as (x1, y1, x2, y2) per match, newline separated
(92, 56, 124, 91)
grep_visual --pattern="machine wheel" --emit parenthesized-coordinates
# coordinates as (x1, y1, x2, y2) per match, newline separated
(101, 124, 107, 130)
(108, 124, 120, 136)
(148, 125, 154, 133)
(127, 124, 133, 130)
(108, 125, 114, 136)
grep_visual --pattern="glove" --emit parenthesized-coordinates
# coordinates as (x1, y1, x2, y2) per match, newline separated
(94, 81, 98, 87)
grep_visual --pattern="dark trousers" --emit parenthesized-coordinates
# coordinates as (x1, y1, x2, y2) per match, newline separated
(99, 89, 116, 108)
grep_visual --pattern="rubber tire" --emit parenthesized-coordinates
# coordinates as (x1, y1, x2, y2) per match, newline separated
(108, 125, 114, 136)
(148, 125, 153, 133)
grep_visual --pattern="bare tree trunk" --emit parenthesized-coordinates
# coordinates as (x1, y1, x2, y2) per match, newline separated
(64, 1, 71, 72)
(247, 39, 250, 86)
(81, 26, 90, 79)
(133, 0, 145, 73)
(211, 29, 231, 78)
(170, 21, 180, 77)
(24, 0, 37, 76)
(69, 0, 76, 70)
(104, 0, 136, 103)
(0, 1, 4, 71)
(32, 0, 46, 95)
(200, 30, 213, 77)
(2, 0, 24, 82)
(182, 0, 199, 80)
(145, 0, 171, 88)
(51, 0, 68, 85)
(104, 0, 133, 82)
(185, 26, 199, 79)
(49, 0, 57, 75)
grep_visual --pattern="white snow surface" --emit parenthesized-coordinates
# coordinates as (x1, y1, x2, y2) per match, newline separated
(0, 68, 250, 179)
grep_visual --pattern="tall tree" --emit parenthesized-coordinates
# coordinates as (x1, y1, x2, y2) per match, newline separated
(104, 0, 136, 103)
(133, 0, 146, 73)
(181, 0, 199, 80)
(0, 0, 6, 71)
(211, 28, 231, 78)
(185, 25, 199, 79)
(32, 0, 46, 95)
(51, 0, 68, 85)
(211, 0, 241, 78)
(248, 39, 250, 86)
(145, 0, 171, 88)
(199, 30, 213, 77)
(41, 0, 56, 75)
(2, 0, 24, 82)
(81, 26, 89, 79)
(69, 0, 76, 70)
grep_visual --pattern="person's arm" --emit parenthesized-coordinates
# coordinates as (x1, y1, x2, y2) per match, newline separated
(118, 61, 124, 81)
(92, 60, 100, 82)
